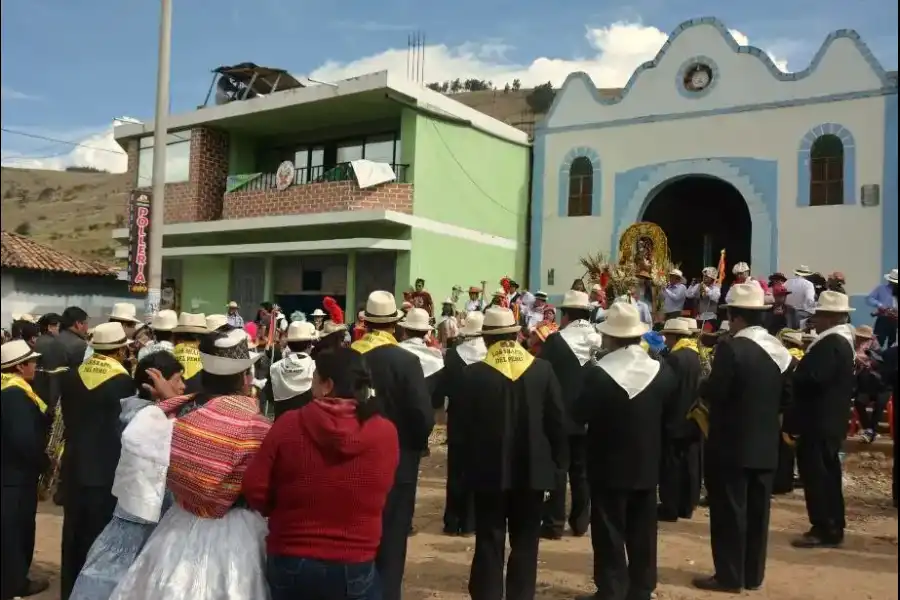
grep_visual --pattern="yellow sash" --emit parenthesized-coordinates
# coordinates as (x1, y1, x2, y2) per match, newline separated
(483, 340, 534, 382)
(1, 374, 48, 414)
(78, 353, 129, 391)
(672, 338, 700, 354)
(788, 347, 805, 361)
(174, 342, 203, 380)
(351, 330, 397, 355)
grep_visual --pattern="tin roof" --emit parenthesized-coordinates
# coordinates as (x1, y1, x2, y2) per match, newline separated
(1, 230, 118, 277)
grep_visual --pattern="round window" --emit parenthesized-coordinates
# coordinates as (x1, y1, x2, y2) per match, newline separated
(683, 63, 714, 92)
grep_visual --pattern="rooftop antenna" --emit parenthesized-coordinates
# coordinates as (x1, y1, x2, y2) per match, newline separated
(406, 31, 426, 84)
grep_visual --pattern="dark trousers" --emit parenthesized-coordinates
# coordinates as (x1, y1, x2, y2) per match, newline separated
(796, 437, 846, 539)
(874, 316, 897, 349)
(588, 487, 657, 600)
(1, 485, 38, 600)
(60, 485, 117, 600)
(444, 443, 474, 534)
(469, 490, 544, 600)
(658, 438, 701, 519)
(376, 482, 417, 600)
(542, 434, 590, 536)
(267, 555, 380, 600)
(706, 466, 773, 589)
(772, 438, 797, 495)
(854, 390, 889, 432)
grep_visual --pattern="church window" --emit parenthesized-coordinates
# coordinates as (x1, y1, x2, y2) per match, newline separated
(809, 134, 844, 206)
(568, 157, 593, 217)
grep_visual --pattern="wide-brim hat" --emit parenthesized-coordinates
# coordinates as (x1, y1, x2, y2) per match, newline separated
(151, 309, 178, 332)
(723, 283, 771, 310)
(459, 311, 484, 336)
(174, 312, 209, 334)
(782, 332, 804, 347)
(362, 291, 403, 323)
(90, 322, 132, 350)
(770, 272, 788, 282)
(885, 268, 899, 284)
(560, 290, 590, 310)
(205, 314, 229, 331)
(676, 317, 701, 333)
(732, 262, 750, 275)
(813, 290, 855, 314)
(321, 321, 348, 336)
(468, 286, 481, 294)
(669, 268, 684, 279)
(596, 303, 650, 338)
(481, 307, 521, 335)
(794, 265, 815, 277)
(0, 339, 41, 369)
(12, 313, 36, 323)
(661, 319, 693, 336)
(702, 267, 718, 280)
(286, 321, 317, 342)
(399, 307, 433, 332)
(226, 301, 240, 309)
(199, 329, 262, 376)
(310, 309, 327, 318)
(534, 290, 548, 300)
(854, 325, 875, 339)
(109, 302, 142, 324)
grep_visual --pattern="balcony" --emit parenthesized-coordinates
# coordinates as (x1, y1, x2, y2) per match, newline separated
(222, 162, 413, 220)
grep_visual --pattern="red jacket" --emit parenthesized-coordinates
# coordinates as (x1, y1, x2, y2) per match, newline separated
(243, 399, 399, 562)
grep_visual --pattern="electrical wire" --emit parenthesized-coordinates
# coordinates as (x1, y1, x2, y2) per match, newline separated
(0, 127, 127, 155)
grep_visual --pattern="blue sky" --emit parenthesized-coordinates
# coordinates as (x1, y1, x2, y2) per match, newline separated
(1, 0, 896, 170)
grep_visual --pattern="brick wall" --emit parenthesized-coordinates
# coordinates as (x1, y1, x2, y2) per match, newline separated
(222, 181, 414, 219)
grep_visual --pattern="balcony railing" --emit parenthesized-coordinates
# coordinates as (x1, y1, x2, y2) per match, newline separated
(226, 162, 410, 193)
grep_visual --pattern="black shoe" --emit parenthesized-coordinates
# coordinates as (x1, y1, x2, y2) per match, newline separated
(657, 505, 679, 522)
(692, 575, 741, 593)
(791, 532, 843, 548)
(540, 526, 563, 540)
(678, 510, 694, 520)
(408, 526, 418, 537)
(18, 578, 50, 597)
(569, 527, 588, 538)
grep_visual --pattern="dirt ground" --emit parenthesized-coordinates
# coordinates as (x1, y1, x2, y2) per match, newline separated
(28, 446, 898, 600)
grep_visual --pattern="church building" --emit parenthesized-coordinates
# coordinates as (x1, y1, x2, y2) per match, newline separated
(530, 17, 898, 315)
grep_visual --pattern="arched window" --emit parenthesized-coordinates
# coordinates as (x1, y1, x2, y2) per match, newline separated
(809, 134, 844, 206)
(568, 157, 593, 216)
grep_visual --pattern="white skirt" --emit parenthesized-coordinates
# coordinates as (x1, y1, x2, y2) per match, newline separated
(109, 503, 269, 600)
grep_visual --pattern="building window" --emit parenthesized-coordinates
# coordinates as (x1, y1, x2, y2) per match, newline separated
(568, 156, 593, 217)
(137, 131, 191, 185)
(809, 134, 844, 206)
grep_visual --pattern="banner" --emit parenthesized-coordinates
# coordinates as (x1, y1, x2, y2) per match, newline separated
(127, 191, 151, 294)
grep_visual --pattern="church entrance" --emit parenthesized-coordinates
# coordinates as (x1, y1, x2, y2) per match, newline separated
(641, 175, 752, 285)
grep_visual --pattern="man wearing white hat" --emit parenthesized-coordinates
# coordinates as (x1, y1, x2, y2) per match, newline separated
(350, 291, 432, 600)
(453, 307, 566, 600)
(398, 308, 444, 387)
(787, 290, 857, 550)
(136, 310, 178, 361)
(172, 313, 208, 395)
(686, 267, 722, 330)
(310, 308, 327, 332)
(785, 265, 817, 326)
(662, 268, 688, 320)
(108, 302, 142, 339)
(60, 322, 135, 600)
(571, 303, 677, 600)
(724, 262, 767, 306)
(437, 311, 486, 536)
(693, 283, 793, 593)
(535, 290, 600, 540)
(268, 321, 317, 420)
(1, 339, 51, 598)
(866, 267, 898, 348)
(225, 301, 244, 329)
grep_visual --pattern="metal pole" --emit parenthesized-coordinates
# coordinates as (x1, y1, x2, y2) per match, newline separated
(146, 0, 173, 317)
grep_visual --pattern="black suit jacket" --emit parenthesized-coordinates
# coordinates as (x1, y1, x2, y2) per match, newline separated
(1, 387, 51, 486)
(702, 337, 792, 470)
(538, 330, 592, 435)
(787, 333, 855, 440)
(665, 347, 703, 440)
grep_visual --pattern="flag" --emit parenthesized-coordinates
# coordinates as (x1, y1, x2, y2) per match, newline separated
(716, 249, 727, 285)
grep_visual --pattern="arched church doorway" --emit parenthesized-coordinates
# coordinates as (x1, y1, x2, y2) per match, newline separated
(641, 175, 752, 286)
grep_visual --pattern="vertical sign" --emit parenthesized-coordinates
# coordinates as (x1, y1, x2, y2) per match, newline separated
(128, 191, 152, 294)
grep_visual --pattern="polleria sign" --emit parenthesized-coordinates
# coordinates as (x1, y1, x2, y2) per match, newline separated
(128, 191, 152, 294)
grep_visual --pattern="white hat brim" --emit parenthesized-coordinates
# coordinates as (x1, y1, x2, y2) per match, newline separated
(661, 328, 693, 336)
(286, 335, 317, 343)
(794, 269, 814, 277)
(722, 302, 772, 311)
(91, 338, 132, 350)
(0, 349, 41, 369)
(199, 352, 262, 376)
(811, 307, 856, 313)
(595, 321, 650, 338)
(363, 312, 403, 324)
(399, 322, 432, 332)
(482, 324, 521, 335)
(110, 315, 143, 324)
(885, 273, 899, 283)
(560, 302, 591, 310)
(459, 328, 482, 336)
(173, 325, 210, 334)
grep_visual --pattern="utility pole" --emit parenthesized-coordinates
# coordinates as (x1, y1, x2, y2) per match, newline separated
(146, 0, 173, 316)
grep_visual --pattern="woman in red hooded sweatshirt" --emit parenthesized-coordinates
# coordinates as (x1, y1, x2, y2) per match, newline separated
(243, 348, 399, 600)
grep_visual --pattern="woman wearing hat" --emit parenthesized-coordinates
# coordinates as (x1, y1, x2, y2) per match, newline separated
(787, 291, 857, 549)
(453, 307, 566, 600)
(350, 291, 433, 600)
(60, 322, 136, 600)
(1, 340, 51, 599)
(693, 283, 793, 593)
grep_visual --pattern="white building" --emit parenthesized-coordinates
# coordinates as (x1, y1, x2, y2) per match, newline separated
(530, 17, 898, 316)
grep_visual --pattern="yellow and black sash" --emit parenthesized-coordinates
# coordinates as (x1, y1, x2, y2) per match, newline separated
(351, 330, 397, 355)
(174, 342, 203, 380)
(672, 337, 700, 354)
(787, 347, 805, 361)
(483, 340, 534, 382)
(78, 353, 129, 391)
(1, 373, 48, 413)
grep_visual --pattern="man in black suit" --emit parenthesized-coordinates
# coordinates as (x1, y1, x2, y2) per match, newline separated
(573, 302, 678, 600)
(537, 289, 600, 539)
(694, 283, 794, 593)
(350, 291, 433, 600)
(455, 307, 566, 600)
(787, 291, 857, 548)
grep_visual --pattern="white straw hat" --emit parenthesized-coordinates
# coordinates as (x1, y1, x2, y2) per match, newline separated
(782, 332, 804, 346)
(481, 307, 521, 335)
(794, 265, 814, 277)
(702, 267, 717, 279)
(362, 291, 403, 324)
(310, 309, 327, 318)
(669, 268, 684, 279)
(813, 290, 855, 313)
(732, 262, 750, 275)
(885, 268, 898, 284)
(286, 321, 317, 342)
(90, 322, 132, 350)
(227, 301, 240, 309)
(459, 311, 484, 336)
(174, 312, 209, 334)
(677, 317, 700, 332)
(150, 309, 178, 332)
(596, 303, 650, 338)
(109, 302, 141, 324)
(560, 290, 591, 310)
(0, 339, 41, 369)
(724, 283, 770, 310)
(399, 307, 433, 332)
(12, 313, 36, 323)
(199, 328, 262, 376)
(205, 314, 228, 331)
(661, 319, 693, 336)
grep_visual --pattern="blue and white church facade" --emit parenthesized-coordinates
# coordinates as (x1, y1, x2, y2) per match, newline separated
(530, 17, 898, 317)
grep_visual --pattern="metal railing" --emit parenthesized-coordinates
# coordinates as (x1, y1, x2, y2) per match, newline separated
(227, 162, 410, 193)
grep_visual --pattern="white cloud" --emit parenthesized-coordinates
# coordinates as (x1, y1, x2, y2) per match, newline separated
(1, 126, 127, 173)
(0, 86, 40, 101)
(311, 22, 789, 88)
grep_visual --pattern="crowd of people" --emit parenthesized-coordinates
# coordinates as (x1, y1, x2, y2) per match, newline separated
(0, 261, 896, 600)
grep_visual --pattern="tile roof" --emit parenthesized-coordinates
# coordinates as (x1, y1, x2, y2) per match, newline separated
(1, 230, 118, 277)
